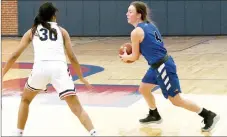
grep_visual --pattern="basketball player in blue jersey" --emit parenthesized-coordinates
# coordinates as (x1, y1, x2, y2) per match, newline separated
(2, 2, 97, 136)
(119, 1, 219, 132)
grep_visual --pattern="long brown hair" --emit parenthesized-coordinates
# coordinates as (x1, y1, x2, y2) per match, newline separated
(130, 1, 152, 23)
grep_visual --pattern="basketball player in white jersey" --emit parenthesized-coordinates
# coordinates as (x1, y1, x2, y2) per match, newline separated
(2, 2, 97, 136)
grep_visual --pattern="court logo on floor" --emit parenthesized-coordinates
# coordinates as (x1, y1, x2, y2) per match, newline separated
(2, 62, 158, 107)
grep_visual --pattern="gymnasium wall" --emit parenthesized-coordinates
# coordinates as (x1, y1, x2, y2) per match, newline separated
(2, 0, 227, 36)
(2, 0, 18, 36)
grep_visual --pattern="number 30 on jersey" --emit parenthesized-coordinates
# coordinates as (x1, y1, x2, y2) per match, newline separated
(39, 28, 57, 41)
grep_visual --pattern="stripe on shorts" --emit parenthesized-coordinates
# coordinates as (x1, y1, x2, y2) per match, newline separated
(59, 88, 76, 99)
(25, 82, 41, 91)
(157, 63, 171, 91)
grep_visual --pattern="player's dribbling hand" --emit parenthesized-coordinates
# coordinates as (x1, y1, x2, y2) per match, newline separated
(80, 78, 93, 91)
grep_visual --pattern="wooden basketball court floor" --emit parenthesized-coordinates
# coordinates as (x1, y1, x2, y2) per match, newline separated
(2, 36, 227, 136)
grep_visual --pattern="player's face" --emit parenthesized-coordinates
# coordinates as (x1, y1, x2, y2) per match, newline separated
(52, 15, 57, 22)
(126, 5, 140, 24)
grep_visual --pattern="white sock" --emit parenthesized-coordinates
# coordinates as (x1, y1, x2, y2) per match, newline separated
(14, 129, 23, 136)
(197, 107, 203, 114)
(89, 129, 97, 136)
(150, 107, 156, 110)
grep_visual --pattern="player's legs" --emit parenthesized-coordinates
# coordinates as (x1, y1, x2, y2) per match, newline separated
(157, 56, 220, 132)
(51, 62, 96, 136)
(168, 94, 201, 113)
(139, 82, 157, 110)
(15, 87, 40, 136)
(168, 91, 220, 132)
(139, 68, 162, 124)
(64, 95, 96, 136)
(14, 62, 50, 136)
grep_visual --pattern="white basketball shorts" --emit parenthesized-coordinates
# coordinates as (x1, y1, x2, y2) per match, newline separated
(25, 61, 76, 100)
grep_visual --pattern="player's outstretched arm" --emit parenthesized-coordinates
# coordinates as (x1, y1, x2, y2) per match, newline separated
(60, 27, 93, 90)
(60, 27, 84, 79)
(2, 29, 32, 77)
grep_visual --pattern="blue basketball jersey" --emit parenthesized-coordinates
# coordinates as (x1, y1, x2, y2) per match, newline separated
(138, 23, 181, 99)
(137, 22, 167, 65)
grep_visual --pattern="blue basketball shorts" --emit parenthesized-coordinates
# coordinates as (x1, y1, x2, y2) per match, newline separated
(142, 56, 181, 99)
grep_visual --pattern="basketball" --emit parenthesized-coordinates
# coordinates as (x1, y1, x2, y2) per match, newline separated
(119, 43, 134, 63)
(119, 43, 132, 55)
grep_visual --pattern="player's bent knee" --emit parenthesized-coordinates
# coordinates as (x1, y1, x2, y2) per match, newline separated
(61, 94, 76, 101)
(139, 83, 156, 95)
(20, 88, 39, 105)
(170, 100, 181, 107)
(138, 87, 146, 94)
(21, 97, 32, 105)
(169, 94, 183, 107)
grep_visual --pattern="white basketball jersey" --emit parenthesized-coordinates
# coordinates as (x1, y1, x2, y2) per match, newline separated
(32, 22, 66, 63)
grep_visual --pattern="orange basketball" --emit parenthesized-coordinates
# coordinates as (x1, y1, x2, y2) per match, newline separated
(119, 43, 134, 63)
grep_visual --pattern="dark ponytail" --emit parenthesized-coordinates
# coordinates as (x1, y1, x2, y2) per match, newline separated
(31, 2, 58, 38)
(31, 15, 42, 36)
